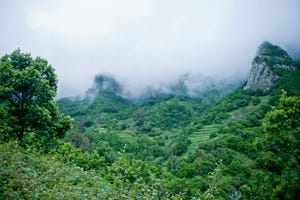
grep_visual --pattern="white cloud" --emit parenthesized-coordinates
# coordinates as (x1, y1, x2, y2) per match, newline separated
(29, 0, 150, 40)
(0, 0, 299, 97)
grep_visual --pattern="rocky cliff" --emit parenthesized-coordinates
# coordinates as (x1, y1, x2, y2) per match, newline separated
(244, 41, 296, 91)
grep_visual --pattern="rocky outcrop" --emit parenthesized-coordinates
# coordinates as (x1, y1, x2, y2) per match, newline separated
(244, 41, 296, 91)
(244, 62, 278, 90)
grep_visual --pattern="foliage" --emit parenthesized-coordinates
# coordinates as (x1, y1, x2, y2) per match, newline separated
(0, 142, 112, 199)
(204, 160, 224, 200)
(50, 140, 105, 170)
(135, 99, 195, 132)
(1, 48, 300, 199)
(54, 85, 300, 199)
(199, 88, 251, 125)
(257, 41, 290, 58)
(171, 133, 192, 156)
(106, 154, 166, 199)
(272, 62, 300, 96)
(0, 50, 71, 143)
(257, 91, 300, 199)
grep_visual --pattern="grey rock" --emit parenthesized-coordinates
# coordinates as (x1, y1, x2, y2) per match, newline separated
(244, 42, 295, 91)
(244, 62, 278, 91)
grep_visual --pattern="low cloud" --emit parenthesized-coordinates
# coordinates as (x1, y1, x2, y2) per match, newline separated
(0, 0, 299, 98)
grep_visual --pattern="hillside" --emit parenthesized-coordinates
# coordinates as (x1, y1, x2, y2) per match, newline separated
(56, 42, 300, 199)
(244, 41, 300, 95)
(1, 43, 300, 199)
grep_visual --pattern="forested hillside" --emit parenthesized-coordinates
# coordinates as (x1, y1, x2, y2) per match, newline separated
(1, 43, 300, 199)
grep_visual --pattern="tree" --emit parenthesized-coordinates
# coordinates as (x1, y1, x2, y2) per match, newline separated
(204, 160, 223, 200)
(259, 90, 300, 199)
(0, 49, 72, 143)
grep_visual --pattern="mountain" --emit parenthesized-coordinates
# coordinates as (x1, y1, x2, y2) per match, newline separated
(85, 74, 123, 98)
(244, 41, 300, 94)
(7, 42, 296, 199)
(2, 43, 299, 199)
(57, 75, 134, 134)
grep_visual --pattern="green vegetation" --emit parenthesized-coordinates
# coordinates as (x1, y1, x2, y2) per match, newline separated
(0, 50, 72, 144)
(272, 62, 300, 96)
(0, 142, 111, 199)
(1, 49, 299, 199)
(257, 41, 290, 58)
(256, 91, 300, 199)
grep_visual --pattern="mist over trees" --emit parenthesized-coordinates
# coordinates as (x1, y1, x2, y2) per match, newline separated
(0, 0, 300, 199)
(2, 1, 300, 98)
(1, 43, 300, 199)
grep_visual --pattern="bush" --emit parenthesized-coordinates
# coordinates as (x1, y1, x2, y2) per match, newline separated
(252, 97, 261, 105)
(0, 142, 112, 199)
(209, 132, 218, 139)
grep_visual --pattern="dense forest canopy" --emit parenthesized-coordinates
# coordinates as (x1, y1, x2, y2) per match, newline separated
(1, 46, 300, 199)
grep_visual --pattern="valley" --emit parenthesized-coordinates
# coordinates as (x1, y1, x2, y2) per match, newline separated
(1, 42, 299, 199)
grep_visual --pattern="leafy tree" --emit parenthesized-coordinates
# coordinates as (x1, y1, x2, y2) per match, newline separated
(51, 141, 105, 170)
(204, 160, 223, 200)
(258, 90, 300, 199)
(172, 133, 191, 156)
(0, 49, 72, 143)
(67, 132, 92, 152)
(252, 97, 261, 105)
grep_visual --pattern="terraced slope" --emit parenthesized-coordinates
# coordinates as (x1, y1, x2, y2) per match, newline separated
(187, 124, 221, 152)
(186, 96, 270, 155)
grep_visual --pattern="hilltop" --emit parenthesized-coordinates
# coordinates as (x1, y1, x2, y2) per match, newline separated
(244, 41, 300, 94)
(1, 43, 299, 199)
(55, 42, 300, 198)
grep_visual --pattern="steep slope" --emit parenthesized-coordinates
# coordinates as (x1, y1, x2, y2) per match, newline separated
(2, 43, 300, 199)
(57, 73, 240, 134)
(57, 75, 135, 133)
(54, 42, 300, 199)
(244, 41, 299, 93)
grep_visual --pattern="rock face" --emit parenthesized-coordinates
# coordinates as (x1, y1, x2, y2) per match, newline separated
(244, 62, 278, 91)
(244, 41, 296, 91)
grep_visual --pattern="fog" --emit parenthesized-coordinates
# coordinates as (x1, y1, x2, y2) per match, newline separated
(0, 0, 299, 98)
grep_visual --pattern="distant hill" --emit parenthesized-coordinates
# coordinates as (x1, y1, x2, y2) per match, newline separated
(55, 42, 300, 199)
(2, 43, 299, 199)
(244, 41, 300, 95)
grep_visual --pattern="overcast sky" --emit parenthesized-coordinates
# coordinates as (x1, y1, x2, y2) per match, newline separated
(1, 0, 299, 97)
